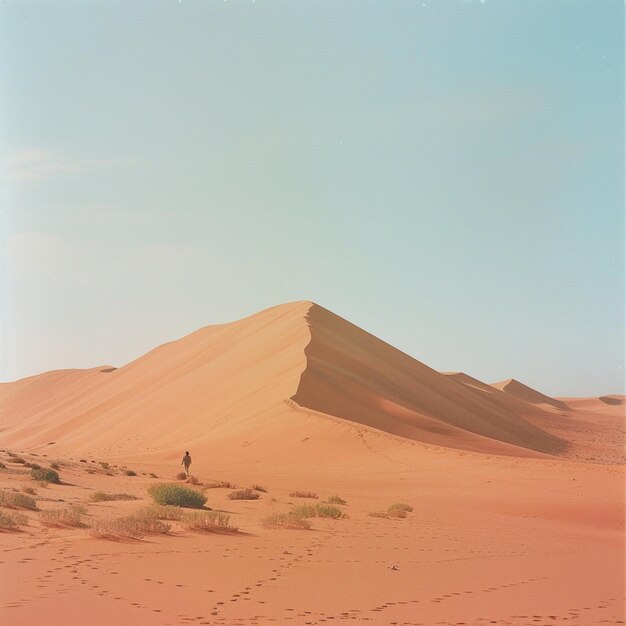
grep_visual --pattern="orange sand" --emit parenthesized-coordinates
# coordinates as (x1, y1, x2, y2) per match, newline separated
(0, 302, 624, 625)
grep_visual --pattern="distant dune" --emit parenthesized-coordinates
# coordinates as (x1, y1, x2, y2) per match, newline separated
(0, 302, 622, 463)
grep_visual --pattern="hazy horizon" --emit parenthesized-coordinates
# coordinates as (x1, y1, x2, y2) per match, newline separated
(1, 0, 624, 396)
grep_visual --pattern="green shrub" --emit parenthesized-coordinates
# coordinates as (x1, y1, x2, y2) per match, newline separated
(227, 488, 260, 500)
(0, 490, 37, 510)
(31, 468, 60, 483)
(327, 495, 346, 505)
(148, 483, 207, 508)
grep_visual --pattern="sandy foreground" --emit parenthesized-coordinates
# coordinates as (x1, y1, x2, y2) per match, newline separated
(0, 302, 624, 625)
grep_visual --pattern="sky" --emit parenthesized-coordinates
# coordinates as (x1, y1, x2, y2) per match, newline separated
(1, 0, 623, 397)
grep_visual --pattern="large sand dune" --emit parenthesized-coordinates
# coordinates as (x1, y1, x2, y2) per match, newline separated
(1, 301, 621, 463)
(0, 302, 624, 625)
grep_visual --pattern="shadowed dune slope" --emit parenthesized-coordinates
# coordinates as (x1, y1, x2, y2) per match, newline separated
(291, 305, 566, 456)
(0, 300, 608, 460)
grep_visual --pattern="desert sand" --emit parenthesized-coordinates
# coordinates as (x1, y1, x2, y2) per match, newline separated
(0, 301, 624, 625)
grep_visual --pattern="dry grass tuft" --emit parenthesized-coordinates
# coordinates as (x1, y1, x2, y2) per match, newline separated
(387, 503, 413, 518)
(89, 513, 170, 539)
(291, 504, 345, 519)
(205, 480, 236, 489)
(90, 491, 138, 502)
(124, 469, 137, 477)
(368, 511, 389, 518)
(251, 484, 267, 492)
(182, 510, 237, 532)
(289, 491, 318, 499)
(31, 467, 60, 483)
(0, 490, 37, 510)
(326, 495, 346, 505)
(261, 512, 312, 530)
(40, 506, 85, 528)
(22, 486, 36, 495)
(186, 475, 199, 485)
(0, 510, 28, 531)
(175, 472, 188, 480)
(227, 488, 260, 500)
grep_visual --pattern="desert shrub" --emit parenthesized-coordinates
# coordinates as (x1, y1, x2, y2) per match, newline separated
(148, 483, 207, 508)
(31, 468, 60, 483)
(368, 511, 388, 518)
(292, 504, 345, 519)
(25, 463, 41, 470)
(387, 503, 413, 518)
(90, 514, 170, 539)
(70, 503, 88, 515)
(148, 472, 158, 478)
(0, 510, 28, 531)
(175, 472, 187, 480)
(22, 487, 36, 495)
(182, 510, 237, 532)
(327, 495, 346, 505)
(50, 462, 60, 470)
(251, 484, 267, 492)
(227, 488, 260, 500)
(262, 512, 312, 530)
(12, 457, 26, 464)
(0, 462, 5, 469)
(99, 462, 109, 469)
(124, 470, 137, 477)
(0, 490, 37, 510)
(90, 491, 138, 502)
(186, 475, 199, 485)
(289, 491, 318, 499)
(40, 507, 84, 528)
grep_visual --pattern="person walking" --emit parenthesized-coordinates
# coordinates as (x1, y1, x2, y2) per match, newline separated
(181, 451, 192, 478)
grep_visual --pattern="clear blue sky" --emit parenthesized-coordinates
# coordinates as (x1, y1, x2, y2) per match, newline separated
(1, 0, 623, 396)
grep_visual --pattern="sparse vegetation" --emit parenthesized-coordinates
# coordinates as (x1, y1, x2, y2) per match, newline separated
(175, 472, 188, 480)
(12, 457, 26, 464)
(90, 491, 138, 502)
(148, 472, 158, 478)
(0, 462, 5, 469)
(89, 513, 170, 539)
(227, 488, 260, 500)
(291, 504, 345, 519)
(0, 490, 37, 510)
(368, 511, 388, 518)
(0, 510, 28, 531)
(25, 463, 41, 470)
(148, 483, 207, 508)
(185, 475, 199, 485)
(326, 495, 346, 505)
(205, 480, 236, 489)
(181, 510, 237, 532)
(31, 467, 60, 483)
(251, 484, 267, 493)
(22, 486, 36, 495)
(261, 512, 312, 530)
(50, 462, 60, 470)
(289, 491, 318, 499)
(387, 503, 413, 518)
(99, 462, 110, 469)
(40, 507, 84, 528)
(124, 470, 137, 477)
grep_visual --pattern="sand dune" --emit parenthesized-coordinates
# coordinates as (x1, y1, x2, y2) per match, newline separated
(1, 302, 622, 463)
(0, 302, 623, 626)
